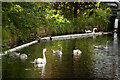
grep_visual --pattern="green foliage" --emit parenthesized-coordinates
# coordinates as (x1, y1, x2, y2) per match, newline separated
(45, 9, 70, 24)
(54, 2, 97, 19)
(2, 2, 111, 50)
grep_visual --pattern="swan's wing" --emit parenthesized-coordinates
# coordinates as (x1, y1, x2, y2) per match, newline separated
(53, 50, 61, 55)
(37, 58, 43, 60)
(53, 50, 59, 53)
(85, 30, 92, 33)
(73, 50, 77, 53)
(59, 51, 62, 55)
(87, 30, 92, 32)
(78, 50, 82, 54)
(35, 58, 46, 64)
(93, 45, 99, 48)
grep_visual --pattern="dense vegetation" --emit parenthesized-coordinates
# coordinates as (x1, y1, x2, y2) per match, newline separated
(2, 2, 111, 51)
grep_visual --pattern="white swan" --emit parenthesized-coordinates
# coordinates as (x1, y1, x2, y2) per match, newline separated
(98, 31, 103, 35)
(20, 54, 28, 60)
(52, 47, 62, 55)
(73, 49, 82, 56)
(85, 28, 97, 33)
(92, 28, 97, 33)
(34, 49, 48, 64)
(85, 30, 92, 33)
(93, 41, 109, 50)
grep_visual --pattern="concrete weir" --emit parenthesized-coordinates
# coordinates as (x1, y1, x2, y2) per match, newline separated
(52, 32, 112, 40)
(3, 32, 113, 55)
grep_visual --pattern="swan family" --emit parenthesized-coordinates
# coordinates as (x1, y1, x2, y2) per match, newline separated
(6, 28, 108, 65)
(9, 52, 28, 60)
(34, 47, 83, 64)
(34, 47, 63, 64)
(52, 47, 62, 55)
(33, 40, 109, 64)
(8, 40, 108, 64)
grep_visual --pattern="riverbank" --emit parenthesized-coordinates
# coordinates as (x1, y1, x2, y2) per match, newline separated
(2, 2, 111, 51)
(3, 31, 113, 55)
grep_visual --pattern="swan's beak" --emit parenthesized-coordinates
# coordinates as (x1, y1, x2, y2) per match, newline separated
(46, 49, 48, 52)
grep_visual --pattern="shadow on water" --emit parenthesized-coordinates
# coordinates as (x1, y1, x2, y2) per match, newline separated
(2, 34, 120, 79)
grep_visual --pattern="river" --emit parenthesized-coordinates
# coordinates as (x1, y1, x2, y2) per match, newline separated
(2, 33, 120, 79)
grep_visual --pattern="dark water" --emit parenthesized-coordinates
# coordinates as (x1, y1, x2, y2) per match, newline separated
(2, 34, 120, 79)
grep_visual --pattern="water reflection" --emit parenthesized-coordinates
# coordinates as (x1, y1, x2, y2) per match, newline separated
(2, 34, 120, 79)
(0, 53, 1, 59)
(112, 32, 119, 79)
(73, 55, 81, 61)
(92, 34, 97, 39)
(34, 63, 46, 78)
(93, 33, 119, 79)
(53, 54, 62, 64)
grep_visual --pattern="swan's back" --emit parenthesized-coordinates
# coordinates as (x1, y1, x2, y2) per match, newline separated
(20, 54, 28, 60)
(53, 50, 62, 55)
(85, 30, 92, 33)
(9, 52, 20, 58)
(73, 49, 82, 55)
(93, 45, 106, 50)
(34, 58, 46, 64)
(53, 47, 62, 55)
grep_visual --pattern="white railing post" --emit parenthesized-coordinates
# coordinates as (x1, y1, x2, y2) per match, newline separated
(114, 18, 119, 32)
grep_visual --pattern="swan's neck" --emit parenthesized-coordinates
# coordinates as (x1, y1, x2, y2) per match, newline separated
(93, 29, 96, 33)
(43, 51, 46, 60)
(60, 48, 62, 52)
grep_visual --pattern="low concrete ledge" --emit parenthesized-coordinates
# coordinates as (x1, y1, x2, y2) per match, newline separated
(4, 40, 38, 54)
(51, 32, 113, 40)
(41, 37, 51, 40)
(3, 32, 113, 55)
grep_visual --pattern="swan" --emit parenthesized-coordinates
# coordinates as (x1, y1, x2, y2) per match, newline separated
(92, 28, 97, 33)
(73, 49, 82, 56)
(85, 28, 97, 33)
(85, 30, 92, 33)
(98, 31, 103, 35)
(34, 49, 48, 64)
(93, 41, 109, 50)
(20, 54, 28, 60)
(9, 52, 20, 58)
(52, 47, 62, 55)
